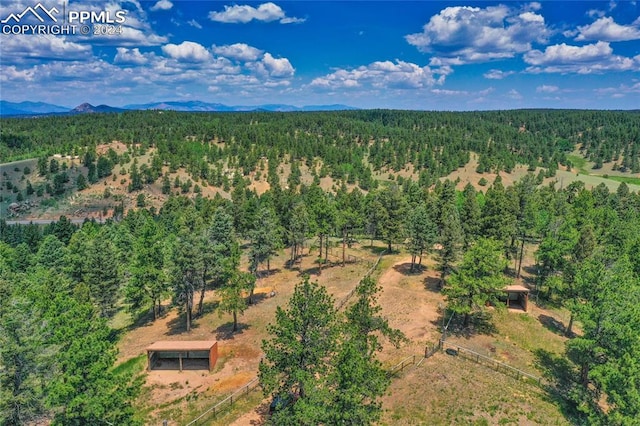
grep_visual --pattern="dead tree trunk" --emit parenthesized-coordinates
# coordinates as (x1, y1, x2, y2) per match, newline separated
(342, 228, 346, 267)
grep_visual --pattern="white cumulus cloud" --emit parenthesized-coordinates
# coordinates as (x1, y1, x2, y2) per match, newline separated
(0, 65, 35, 82)
(150, 0, 173, 11)
(311, 60, 451, 90)
(524, 41, 640, 73)
(0, 35, 91, 63)
(208, 2, 305, 24)
(575, 17, 640, 41)
(405, 4, 549, 64)
(162, 41, 211, 63)
(114, 47, 152, 65)
(483, 69, 515, 79)
(212, 43, 263, 62)
(257, 53, 295, 78)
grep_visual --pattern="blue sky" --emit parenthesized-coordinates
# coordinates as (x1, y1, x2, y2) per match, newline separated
(0, 0, 639, 109)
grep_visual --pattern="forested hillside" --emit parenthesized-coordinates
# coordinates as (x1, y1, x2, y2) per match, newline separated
(2, 173, 640, 424)
(1, 110, 640, 425)
(2, 110, 639, 190)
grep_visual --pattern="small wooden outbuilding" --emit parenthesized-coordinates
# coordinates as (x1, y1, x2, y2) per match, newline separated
(146, 341, 218, 372)
(503, 285, 529, 312)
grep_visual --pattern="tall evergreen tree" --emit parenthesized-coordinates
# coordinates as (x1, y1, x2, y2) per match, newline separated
(443, 238, 509, 326)
(170, 229, 204, 332)
(259, 277, 339, 424)
(288, 201, 310, 264)
(44, 289, 141, 426)
(406, 203, 437, 272)
(248, 205, 282, 274)
(83, 234, 121, 318)
(460, 183, 481, 249)
(218, 271, 255, 332)
(481, 177, 517, 258)
(566, 254, 640, 424)
(437, 202, 463, 285)
(377, 186, 408, 252)
(125, 216, 168, 320)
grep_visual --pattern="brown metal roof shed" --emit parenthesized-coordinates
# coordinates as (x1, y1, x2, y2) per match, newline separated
(146, 340, 218, 372)
(503, 285, 529, 312)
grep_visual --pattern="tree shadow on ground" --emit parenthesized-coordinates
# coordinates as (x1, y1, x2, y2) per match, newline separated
(215, 322, 250, 340)
(538, 314, 567, 337)
(393, 262, 426, 276)
(256, 268, 281, 279)
(126, 304, 170, 331)
(247, 291, 272, 307)
(284, 257, 302, 270)
(444, 312, 498, 339)
(533, 348, 584, 423)
(165, 311, 200, 335)
(297, 261, 339, 277)
(520, 265, 539, 287)
(360, 245, 387, 255)
(249, 401, 270, 425)
(196, 300, 219, 317)
(424, 276, 442, 293)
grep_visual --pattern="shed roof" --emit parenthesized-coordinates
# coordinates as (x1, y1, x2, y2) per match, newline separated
(146, 341, 217, 352)
(503, 285, 529, 293)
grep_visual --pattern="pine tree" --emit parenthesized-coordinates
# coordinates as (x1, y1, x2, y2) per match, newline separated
(460, 183, 481, 249)
(377, 186, 408, 252)
(126, 216, 168, 320)
(128, 161, 143, 192)
(288, 202, 310, 264)
(406, 203, 437, 272)
(0, 290, 51, 425)
(200, 207, 239, 314)
(170, 229, 204, 332)
(248, 205, 282, 275)
(260, 277, 339, 424)
(331, 277, 404, 425)
(566, 254, 640, 423)
(437, 202, 463, 285)
(161, 173, 171, 195)
(83, 234, 121, 318)
(75, 173, 88, 191)
(443, 238, 509, 326)
(44, 290, 141, 426)
(218, 271, 255, 332)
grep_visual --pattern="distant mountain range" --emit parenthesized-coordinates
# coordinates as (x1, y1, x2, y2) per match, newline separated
(0, 100, 358, 116)
(0, 101, 70, 116)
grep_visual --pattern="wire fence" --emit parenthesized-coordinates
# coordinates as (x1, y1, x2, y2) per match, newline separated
(442, 342, 544, 387)
(185, 377, 260, 426)
(387, 354, 417, 377)
(185, 246, 388, 425)
(335, 248, 388, 311)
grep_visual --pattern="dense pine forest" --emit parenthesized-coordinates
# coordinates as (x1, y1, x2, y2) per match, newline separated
(1, 109, 640, 425)
(2, 110, 640, 189)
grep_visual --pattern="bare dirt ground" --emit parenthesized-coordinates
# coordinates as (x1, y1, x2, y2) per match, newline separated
(116, 243, 378, 425)
(377, 248, 570, 425)
(116, 240, 573, 425)
(442, 153, 551, 191)
(225, 251, 571, 425)
(375, 255, 445, 363)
